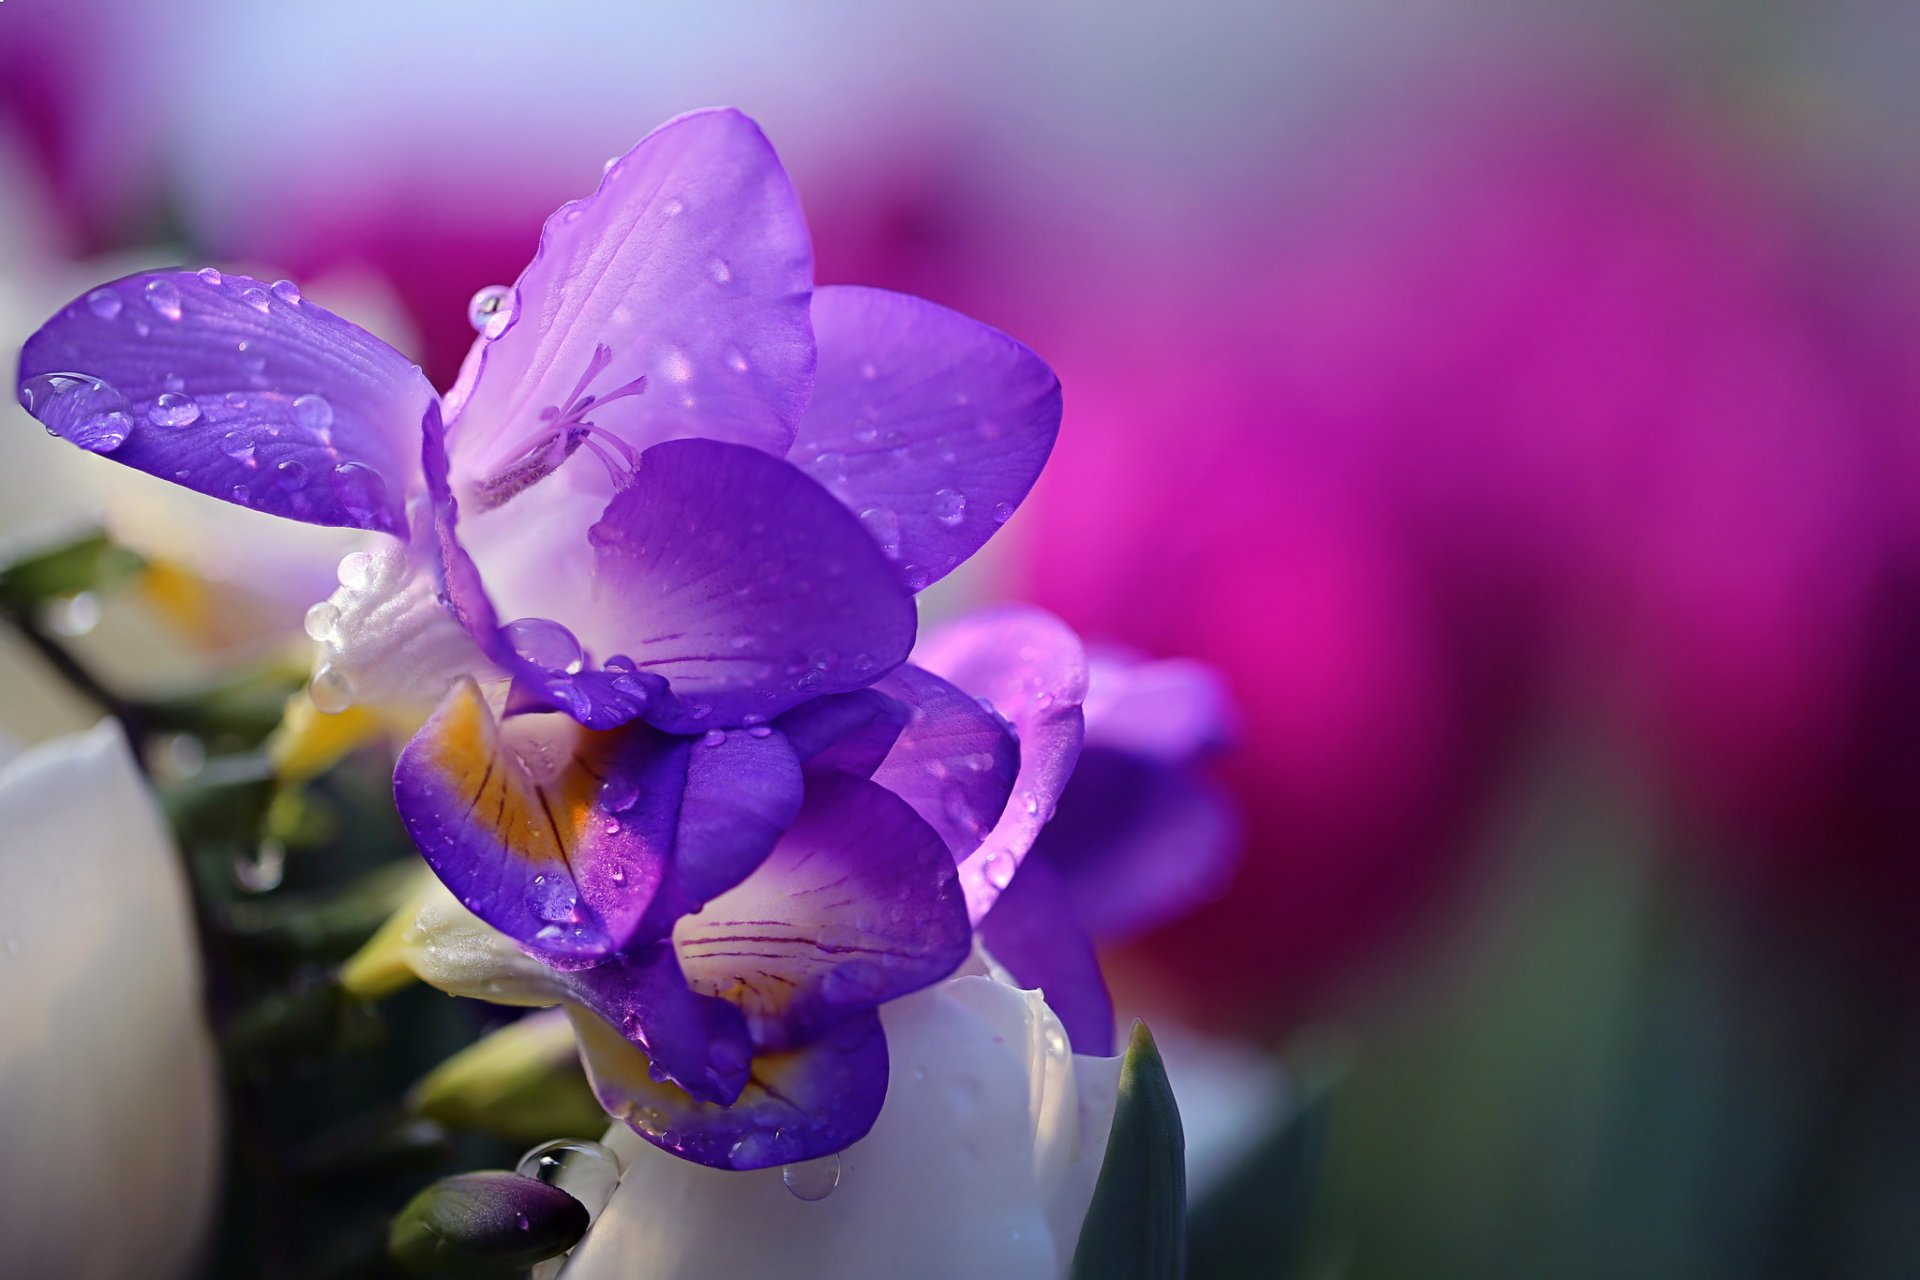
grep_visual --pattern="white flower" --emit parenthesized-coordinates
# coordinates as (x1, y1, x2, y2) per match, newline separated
(0, 722, 222, 1279)
(558, 963, 1122, 1280)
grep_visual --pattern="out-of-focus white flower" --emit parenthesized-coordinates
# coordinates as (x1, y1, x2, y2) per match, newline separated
(558, 963, 1122, 1280)
(0, 721, 222, 1279)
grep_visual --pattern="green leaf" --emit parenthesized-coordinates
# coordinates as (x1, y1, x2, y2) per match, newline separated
(1072, 1019, 1188, 1280)
(389, 1171, 589, 1275)
(0, 529, 144, 610)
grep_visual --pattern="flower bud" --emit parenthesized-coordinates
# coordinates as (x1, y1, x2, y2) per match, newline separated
(388, 1171, 589, 1274)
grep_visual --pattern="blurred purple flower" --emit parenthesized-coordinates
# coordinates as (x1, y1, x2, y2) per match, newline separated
(978, 648, 1240, 1055)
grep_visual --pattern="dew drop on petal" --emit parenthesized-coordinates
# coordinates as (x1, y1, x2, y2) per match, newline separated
(303, 601, 340, 642)
(144, 279, 183, 319)
(504, 617, 584, 673)
(329, 462, 389, 522)
(336, 550, 376, 591)
(701, 729, 726, 748)
(782, 1153, 842, 1202)
(983, 851, 1016, 889)
(991, 501, 1015, 524)
(291, 393, 333, 432)
(241, 287, 272, 313)
(468, 285, 515, 338)
(148, 392, 201, 427)
(599, 774, 640, 814)
(934, 488, 967, 527)
(85, 288, 122, 320)
(277, 458, 309, 490)
(220, 431, 255, 461)
(516, 1140, 620, 1223)
(309, 662, 355, 713)
(858, 507, 901, 559)
(707, 257, 732, 284)
(271, 279, 302, 305)
(196, 267, 223, 285)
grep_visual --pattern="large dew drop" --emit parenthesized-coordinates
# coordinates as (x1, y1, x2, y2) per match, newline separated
(468, 285, 515, 338)
(505, 617, 584, 674)
(21, 373, 134, 453)
(781, 1153, 842, 1202)
(516, 1139, 620, 1223)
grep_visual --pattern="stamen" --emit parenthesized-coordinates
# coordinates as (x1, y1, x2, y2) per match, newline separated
(472, 345, 651, 511)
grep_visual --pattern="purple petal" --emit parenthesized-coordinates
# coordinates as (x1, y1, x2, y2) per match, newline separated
(867, 664, 1019, 859)
(583, 439, 917, 733)
(978, 859, 1114, 1057)
(18, 269, 433, 534)
(392, 680, 802, 965)
(570, 1003, 888, 1170)
(915, 606, 1089, 923)
(562, 944, 757, 1106)
(773, 688, 908, 776)
(1084, 650, 1238, 764)
(445, 107, 813, 513)
(674, 771, 970, 1051)
(1032, 746, 1241, 941)
(788, 286, 1061, 590)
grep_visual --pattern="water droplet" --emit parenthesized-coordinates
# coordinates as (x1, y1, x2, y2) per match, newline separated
(859, 507, 901, 559)
(277, 458, 309, 489)
(991, 500, 1015, 524)
(20, 374, 135, 452)
(748, 725, 772, 738)
(220, 431, 255, 461)
(196, 267, 224, 285)
(43, 592, 100, 637)
(599, 775, 639, 813)
(271, 279, 302, 305)
(85, 288, 122, 320)
(231, 484, 251, 505)
(983, 852, 1016, 889)
(309, 663, 354, 714)
(232, 839, 287, 892)
(810, 451, 848, 486)
(902, 563, 930, 590)
(467, 285, 514, 338)
(144, 279, 183, 319)
(934, 488, 967, 526)
(148, 391, 201, 427)
(336, 550, 375, 591)
(303, 601, 340, 642)
(701, 729, 726, 748)
(241, 287, 272, 313)
(516, 1139, 621, 1223)
(291, 393, 333, 432)
(707, 256, 733, 284)
(330, 462, 389, 521)
(504, 617, 584, 673)
(782, 1153, 842, 1202)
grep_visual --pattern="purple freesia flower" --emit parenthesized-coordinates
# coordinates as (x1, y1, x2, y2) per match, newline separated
(15, 109, 1068, 1169)
(390, 603, 1094, 1168)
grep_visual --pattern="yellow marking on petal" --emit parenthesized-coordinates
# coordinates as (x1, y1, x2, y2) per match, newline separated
(418, 680, 615, 875)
